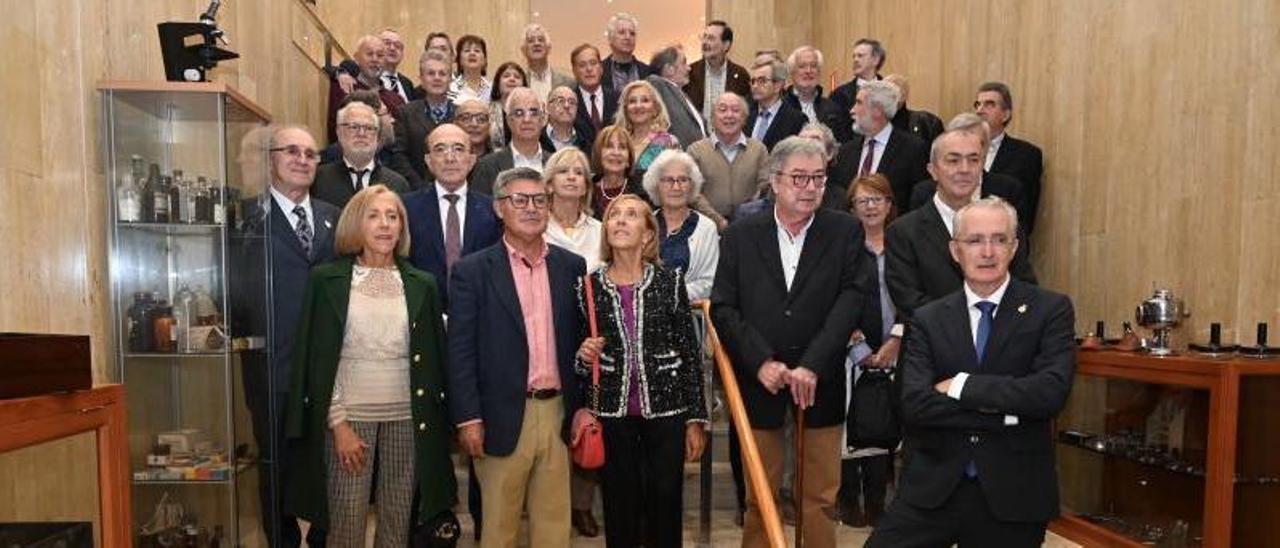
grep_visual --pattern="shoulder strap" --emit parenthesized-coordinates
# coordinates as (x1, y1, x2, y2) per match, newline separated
(583, 274, 601, 391)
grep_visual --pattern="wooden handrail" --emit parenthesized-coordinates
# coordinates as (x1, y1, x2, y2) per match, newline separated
(695, 300, 787, 548)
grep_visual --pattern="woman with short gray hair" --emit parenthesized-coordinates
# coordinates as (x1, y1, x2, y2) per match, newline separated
(642, 149, 719, 301)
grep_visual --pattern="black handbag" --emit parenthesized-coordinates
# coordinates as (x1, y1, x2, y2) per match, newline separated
(850, 367, 901, 449)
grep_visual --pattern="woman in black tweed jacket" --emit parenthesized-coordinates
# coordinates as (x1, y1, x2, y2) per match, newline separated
(575, 193, 708, 548)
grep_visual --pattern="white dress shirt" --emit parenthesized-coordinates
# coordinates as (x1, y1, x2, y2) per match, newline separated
(932, 185, 982, 236)
(579, 86, 604, 123)
(857, 123, 894, 174)
(985, 131, 1006, 172)
(702, 61, 727, 123)
(511, 146, 545, 172)
(773, 208, 815, 290)
(714, 133, 748, 164)
(945, 275, 1019, 425)
(343, 157, 376, 191)
(270, 186, 314, 231)
(435, 182, 469, 249)
(543, 212, 604, 272)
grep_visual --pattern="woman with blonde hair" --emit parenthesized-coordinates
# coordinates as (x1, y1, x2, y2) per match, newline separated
(614, 80, 680, 173)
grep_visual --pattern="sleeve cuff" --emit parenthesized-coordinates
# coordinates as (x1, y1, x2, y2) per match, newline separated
(1004, 415, 1020, 426)
(890, 323, 905, 338)
(946, 372, 969, 400)
(456, 419, 482, 428)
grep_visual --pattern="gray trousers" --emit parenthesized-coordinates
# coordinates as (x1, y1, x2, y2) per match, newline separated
(324, 419, 415, 548)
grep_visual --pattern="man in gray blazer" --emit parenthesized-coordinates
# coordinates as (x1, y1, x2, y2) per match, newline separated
(469, 87, 552, 195)
(646, 46, 707, 149)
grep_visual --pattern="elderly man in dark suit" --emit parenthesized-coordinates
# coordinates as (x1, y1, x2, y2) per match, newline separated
(867, 196, 1075, 547)
(448, 167, 585, 548)
(235, 125, 339, 548)
(712, 136, 870, 548)
(685, 20, 751, 123)
(312, 102, 410, 208)
(745, 58, 808, 151)
(829, 79, 929, 208)
(976, 81, 1045, 234)
(469, 87, 552, 196)
(907, 113, 1027, 214)
(830, 38, 885, 119)
(646, 45, 707, 148)
(886, 128, 1037, 321)
(403, 124, 501, 300)
(783, 46, 853, 143)
(600, 12, 650, 95)
(394, 50, 456, 186)
(569, 43, 619, 153)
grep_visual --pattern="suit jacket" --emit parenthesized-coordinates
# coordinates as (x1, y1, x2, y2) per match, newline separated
(446, 242, 587, 456)
(990, 135, 1044, 234)
(283, 256, 457, 528)
(783, 86, 854, 143)
(829, 127, 929, 209)
(310, 161, 411, 209)
(645, 75, 706, 148)
(830, 75, 879, 117)
(394, 98, 457, 184)
(885, 202, 1037, 320)
(573, 86, 619, 151)
(684, 58, 751, 114)
(745, 100, 808, 151)
(711, 208, 870, 428)
(891, 106, 945, 148)
(468, 146, 551, 196)
(896, 279, 1075, 522)
(601, 56, 651, 95)
(320, 144, 423, 190)
(336, 60, 424, 103)
(402, 187, 502, 299)
(907, 172, 1026, 215)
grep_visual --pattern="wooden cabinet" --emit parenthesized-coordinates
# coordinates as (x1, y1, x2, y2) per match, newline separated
(1050, 351, 1280, 547)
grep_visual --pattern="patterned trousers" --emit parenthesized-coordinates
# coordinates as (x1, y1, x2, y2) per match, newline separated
(324, 419, 415, 548)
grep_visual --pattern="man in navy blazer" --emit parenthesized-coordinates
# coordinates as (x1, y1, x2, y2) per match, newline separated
(447, 167, 585, 546)
(403, 124, 501, 299)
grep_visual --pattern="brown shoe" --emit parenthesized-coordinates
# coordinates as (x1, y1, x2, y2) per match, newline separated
(572, 509, 600, 537)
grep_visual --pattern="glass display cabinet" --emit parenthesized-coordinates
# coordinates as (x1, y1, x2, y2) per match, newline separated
(100, 81, 273, 547)
(1050, 350, 1280, 547)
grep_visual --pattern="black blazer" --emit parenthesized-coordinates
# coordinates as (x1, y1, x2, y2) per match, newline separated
(320, 144, 423, 190)
(884, 202, 1037, 320)
(829, 127, 929, 209)
(990, 135, 1044, 234)
(746, 100, 808, 151)
(573, 86, 619, 151)
(830, 76, 879, 117)
(393, 98, 457, 184)
(891, 107, 945, 148)
(468, 146, 551, 196)
(646, 75, 706, 148)
(907, 172, 1026, 215)
(446, 242, 586, 457)
(684, 58, 751, 114)
(783, 86, 854, 143)
(310, 161, 411, 209)
(335, 61, 423, 103)
(601, 56, 651, 95)
(896, 279, 1075, 522)
(402, 187, 502, 299)
(711, 208, 870, 428)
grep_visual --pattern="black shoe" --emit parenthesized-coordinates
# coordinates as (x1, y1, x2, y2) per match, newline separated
(733, 510, 745, 528)
(572, 509, 600, 537)
(840, 502, 867, 528)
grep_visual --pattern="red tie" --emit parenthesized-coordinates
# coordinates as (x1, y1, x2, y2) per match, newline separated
(859, 138, 877, 177)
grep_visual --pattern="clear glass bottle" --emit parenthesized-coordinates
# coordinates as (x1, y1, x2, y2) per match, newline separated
(180, 173, 199, 224)
(117, 154, 144, 222)
(169, 170, 185, 223)
(153, 174, 172, 223)
(194, 284, 218, 326)
(174, 285, 195, 352)
(144, 163, 162, 222)
(210, 179, 225, 225)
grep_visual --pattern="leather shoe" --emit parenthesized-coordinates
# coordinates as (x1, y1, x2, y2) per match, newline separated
(572, 509, 600, 537)
(840, 502, 867, 528)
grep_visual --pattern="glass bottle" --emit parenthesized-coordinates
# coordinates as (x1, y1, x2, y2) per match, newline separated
(153, 174, 171, 223)
(151, 300, 175, 352)
(143, 163, 162, 222)
(126, 291, 154, 352)
(210, 179, 226, 225)
(169, 170, 184, 224)
(180, 173, 199, 224)
(117, 155, 144, 222)
(195, 176, 212, 223)
(174, 285, 195, 352)
(194, 284, 218, 326)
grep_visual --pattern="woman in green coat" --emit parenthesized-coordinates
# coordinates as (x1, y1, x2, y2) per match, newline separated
(284, 186, 457, 547)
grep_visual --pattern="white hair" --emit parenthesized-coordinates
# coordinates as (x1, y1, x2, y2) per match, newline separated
(860, 80, 901, 120)
(954, 196, 1019, 238)
(786, 46, 824, 73)
(607, 12, 640, 36)
(641, 150, 705, 206)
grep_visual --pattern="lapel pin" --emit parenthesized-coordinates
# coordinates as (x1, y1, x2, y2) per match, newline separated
(1017, 304, 1028, 314)
(324, 220, 332, 229)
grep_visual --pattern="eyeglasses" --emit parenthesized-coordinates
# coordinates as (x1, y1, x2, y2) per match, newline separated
(659, 176, 691, 186)
(270, 146, 320, 162)
(429, 143, 469, 157)
(852, 196, 887, 207)
(954, 234, 1014, 248)
(456, 113, 490, 124)
(509, 108, 545, 119)
(339, 122, 379, 135)
(548, 97, 578, 108)
(749, 76, 778, 86)
(501, 192, 551, 209)
(775, 171, 827, 189)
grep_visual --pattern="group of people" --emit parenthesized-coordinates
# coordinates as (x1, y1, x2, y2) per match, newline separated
(238, 11, 1075, 548)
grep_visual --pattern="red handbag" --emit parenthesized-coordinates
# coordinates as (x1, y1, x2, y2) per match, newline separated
(571, 274, 606, 469)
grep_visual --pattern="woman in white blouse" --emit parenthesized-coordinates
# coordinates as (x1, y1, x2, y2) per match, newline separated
(448, 35, 491, 104)
(642, 149, 719, 301)
(543, 147, 604, 272)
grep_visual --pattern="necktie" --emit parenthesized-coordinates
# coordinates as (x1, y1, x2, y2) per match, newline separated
(753, 110, 772, 141)
(349, 167, 370, 192)
(443, 193, 462, 272)
(859, 138, 877, 177)
(430, 103, 447, 123)
(965, 300, 997, 479)
(293, 205, 313, 255)
(589, 93, 602, 129)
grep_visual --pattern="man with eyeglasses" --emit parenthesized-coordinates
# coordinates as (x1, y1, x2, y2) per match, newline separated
(402, 124, 501, 301)
(447, 167, 585, 548)
(312, 102, 410, 208)
(686, 21, 751, 125)
(746, 58, 807, 151)
(395, 50, 457, 186)
(470, 87, 551, 196)
(712, 136, 870, 548)
(885, 128, 1037, 322)
(569, 44, 618, 152)
(545, 86, 592, 153)
(867, 197, 1074, 548)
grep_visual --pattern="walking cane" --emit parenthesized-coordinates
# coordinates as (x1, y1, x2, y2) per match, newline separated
(794, 403, 805, 547)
